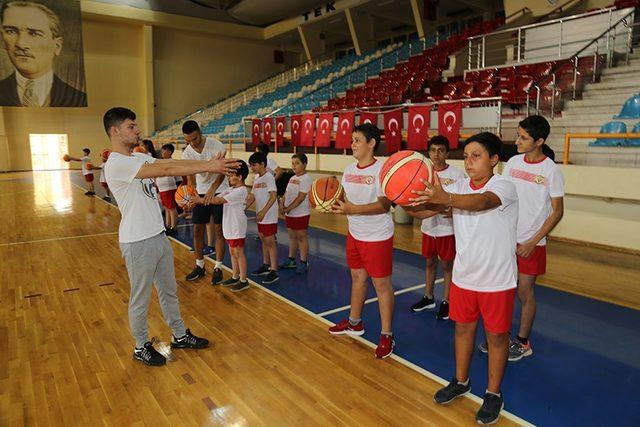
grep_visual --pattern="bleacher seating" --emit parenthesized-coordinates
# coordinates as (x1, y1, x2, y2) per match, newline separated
(590, 121, 627, 146)
(614, 93, 640, 119)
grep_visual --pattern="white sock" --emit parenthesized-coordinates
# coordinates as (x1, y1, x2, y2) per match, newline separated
(459, 378, 469, 386)
(486, 390, 501, 397)
(215, 261, 222, 270)
(196, 259, 205, 268)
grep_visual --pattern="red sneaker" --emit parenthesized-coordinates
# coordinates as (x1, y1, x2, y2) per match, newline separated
(375, 334, 395, 359)
(328, 318, 365, 336)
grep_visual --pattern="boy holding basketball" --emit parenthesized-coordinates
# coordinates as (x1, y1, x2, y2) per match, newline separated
(330, 123, 395, 359)
(408, 136, 466, 320)
(103, 107, 238, 366)
(67, 148, 95, 195)
(156, 144, 180, 236)
(279, 153, 312, 274)
(247, 152, 279, 285)
(409, 132, 517, 424)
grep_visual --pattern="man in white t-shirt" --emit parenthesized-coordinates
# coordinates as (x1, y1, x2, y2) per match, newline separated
(498, 115, 564, 362)
(181, 120, 229, 285)
(329, 123, 396, 360)
(102, 107, 238, 367)
(409, 132, 518, 425)
(407, 135, 466, 320)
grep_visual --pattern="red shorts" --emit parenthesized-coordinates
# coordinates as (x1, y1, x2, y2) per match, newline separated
(421, 233, 456, 261)
(517, 245, 546, 276)
(159, 189, 177, 209)
(100, 182, 109, 189)
(227, 238, 245, 248)
(449, 283, 516, 334)
(258, 223, 278, 237)
(285, 215, 310, 230)
(84, 173, 94, 183)
(346, 233, 393, 278)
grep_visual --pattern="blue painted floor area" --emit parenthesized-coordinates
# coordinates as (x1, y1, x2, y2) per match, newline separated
(78, 173, 640, 427)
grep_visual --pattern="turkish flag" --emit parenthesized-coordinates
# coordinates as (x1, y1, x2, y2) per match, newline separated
(300, 114, 316, 147)
(335, 111, 355, 149)
(291, 115, 302, 146)
(407, 106, 430, 150)
(262, 118, 274, 145)
(359, 112, 377, 126)
(251, 119, 261, 145)
(383, 109, 403, 154)
(275, 116, 286, 148)
(315, 113, 333, 147)
(438, 102, 463, 149)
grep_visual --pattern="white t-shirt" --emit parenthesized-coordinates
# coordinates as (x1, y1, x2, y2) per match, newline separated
(502, 154, 564, 246)
(104, 152, 166, 244)
(220, 186, 248, 240)
(81, 156, 92, 176)
(252, 172, 279, 224)
(99, 163, 107, 184)
(342, 160, 394, 242)
(284, 173, 312, 217)
(420, 164, 467, 237)
(450, 175, 518, 292)
(181, 137, 229, 195)
(156, 176, 178, 192)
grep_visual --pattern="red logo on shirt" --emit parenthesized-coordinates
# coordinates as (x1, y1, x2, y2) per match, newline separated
(289, 179, 300, 185)
(253, 183, 267, 189)
(344, 174, 374, 185)
(509, 169, 547, 185)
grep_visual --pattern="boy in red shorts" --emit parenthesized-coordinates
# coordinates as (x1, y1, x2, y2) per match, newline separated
(329, 123, 395, 359)
(247, 152, 279, 285)
(409, 132, 518, 425)
(408, 135, 466, 320)
(68, 148, 95, 195)
(157, 144, 180, 235)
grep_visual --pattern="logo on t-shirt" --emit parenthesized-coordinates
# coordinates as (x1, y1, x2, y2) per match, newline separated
(141, 179, 157, 200)
(344, 174, 374, 185)
(253, 182, 267, 189)
(289, 179, 300, 185)
(440, 178, 456, 186)
(509, 169, 547, 186)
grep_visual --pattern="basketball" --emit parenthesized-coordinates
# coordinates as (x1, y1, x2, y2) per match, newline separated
(133, 146, 147, 153)
(379, 150, 434, 206)
(175, 185, 198, 210)
(85, 163, 94, 171)
(63, 154, 70, 162)
(101, 149, 111, 162)
(310, 176, 344, 213)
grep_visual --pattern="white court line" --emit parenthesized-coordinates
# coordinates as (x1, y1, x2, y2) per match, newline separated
(72, 176, 533, 426)
(0, 231, 118, 247)
(317, 279, 444, 317)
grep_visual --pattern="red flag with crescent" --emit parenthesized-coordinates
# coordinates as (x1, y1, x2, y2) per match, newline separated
(262, 118, 273, 145)
(275, 116, 286, 148)
(251, 119, 261, 145)
(291, 115, 302, 146)
(300, 114, 315, 147)
(383, 109, 403, 154)
(359, 112, 377, 126)
(335, 111, 355, 149)
(408, 106, 430, 150)
(315, 113, 333, 147)
(438, 102, 462, 149)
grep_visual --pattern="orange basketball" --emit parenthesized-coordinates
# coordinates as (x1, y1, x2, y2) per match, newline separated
(133, 146, 147, 153)
(310, 176, 344, 213)
(62, 154, 70, 162)
(85, 163, 94, 171)
(379, 150, 434, 206)
(101, 149, 111, 162)
(175, 185, 198, 210)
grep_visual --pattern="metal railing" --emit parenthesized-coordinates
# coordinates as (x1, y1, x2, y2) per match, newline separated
(563, 133, 640, 164)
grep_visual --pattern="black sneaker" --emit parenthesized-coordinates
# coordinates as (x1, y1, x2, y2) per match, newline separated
(262, 270, 279, 285)
(410, 295, 435, 312)
(133, 341, 166, 366)
(433, 377, 471, 404)
(102, 196, 111, 202)
(171, 329, 209, 349)
(211, 268, 223, 285)
(221, 277, 239, 287)
(476, 392, 504, 425)
(230, 280, 250, 292)
(186, 266, 206, 281)
(279, 259, 297, 269)
(165, 227, 177, 236)
(436, 300, 450, 320)
(251, 264, 270, 276)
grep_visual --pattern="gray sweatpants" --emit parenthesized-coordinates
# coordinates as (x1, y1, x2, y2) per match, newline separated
(120, 232, 187, 348)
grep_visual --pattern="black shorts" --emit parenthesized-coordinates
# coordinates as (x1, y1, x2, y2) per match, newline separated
(192, 194, 223, 225)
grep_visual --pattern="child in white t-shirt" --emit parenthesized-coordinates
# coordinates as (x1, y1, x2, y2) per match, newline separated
(97, 149, 113, 202)
(247, 152, 279, 285)
(157, 144, 180, 235)
(409, 132, 518, 425)
(208, 160, 250, 292)
(67, 148, 95, 195)
(279, 153, 312, 274)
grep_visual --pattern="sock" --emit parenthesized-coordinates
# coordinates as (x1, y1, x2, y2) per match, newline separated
(517, 336, 529, 345)
(442, 299, 448, 303)
(288, 256, 295, 262)
(348, 317, 361, 326)
(239, 279, 248, 284)
(381, 330, 393, 336)
(486, 390, 501, 397)
(215, 261, 222, 270)
(196, 259, 205, 268)
(457, 378, 469, 386)
(425, 293, 433, 299)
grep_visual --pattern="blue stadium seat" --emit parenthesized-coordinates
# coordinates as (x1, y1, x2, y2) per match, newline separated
(626, 122, 640, 146)
(614, 94, 640, 119)
(590, 121, 627, 146)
